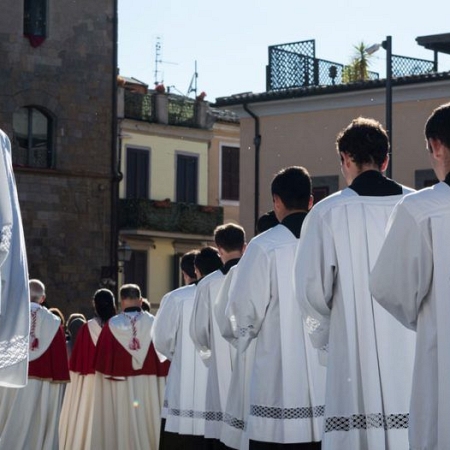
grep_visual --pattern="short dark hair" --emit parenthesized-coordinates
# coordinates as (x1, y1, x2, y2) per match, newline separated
(194, 246, 222, 277)
(425, 102, 450, 149)
(180, 250, 198, 279)
(119, 283, 141, 301)
(336, 117, 389, 169)
(214, 223, 245, 252)
(256, 210, 279, 234)
(93, 288, 117, 323)
(271, 166, 312, 210)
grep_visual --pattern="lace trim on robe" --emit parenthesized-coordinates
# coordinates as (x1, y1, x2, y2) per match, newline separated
(0, 335, 28, 369)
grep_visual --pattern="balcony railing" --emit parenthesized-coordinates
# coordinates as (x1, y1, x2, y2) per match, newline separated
(119, 198, 224, 236)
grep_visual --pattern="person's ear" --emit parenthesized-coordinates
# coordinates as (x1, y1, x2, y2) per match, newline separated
(380, 154, 390, 174)
(308, 195, 314, 210)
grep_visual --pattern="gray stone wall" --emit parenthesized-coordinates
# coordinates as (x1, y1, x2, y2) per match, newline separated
(0, 0, 116, 319)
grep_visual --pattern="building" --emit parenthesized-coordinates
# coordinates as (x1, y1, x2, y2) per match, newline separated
(117, 83, 240, 310)
(215, 36, 450, 237)
(0, 0, 117, 318)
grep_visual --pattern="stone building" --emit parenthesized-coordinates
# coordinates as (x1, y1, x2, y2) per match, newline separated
(0, 0, 117, 318)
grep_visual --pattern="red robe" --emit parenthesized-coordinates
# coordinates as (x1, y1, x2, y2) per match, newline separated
(94, 322, 169, 378)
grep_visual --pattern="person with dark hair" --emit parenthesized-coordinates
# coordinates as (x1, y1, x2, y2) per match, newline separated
(255, 210, 279, 235)
(225, 166, 325, 450)
(190, 224, 246, 449)
(59, 288, 116, 450)
(214, 211, 280, 449)
(370, 103, 450, 450)
(154, 248, 222, 450)
(294, 118, 415, 450)
(65, 312, 87, 357)
(0, 279, 70, 450)
(193, 246, 223, 279)
(141, 298, 151, 312)
(91, 284, 169, 450)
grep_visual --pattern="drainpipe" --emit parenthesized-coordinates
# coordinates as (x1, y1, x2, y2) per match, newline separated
(110, 0, 120, 294)
(243, 103, 261, 235)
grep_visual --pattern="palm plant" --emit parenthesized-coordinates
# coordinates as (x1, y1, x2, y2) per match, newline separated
(342, 42, 373, 83)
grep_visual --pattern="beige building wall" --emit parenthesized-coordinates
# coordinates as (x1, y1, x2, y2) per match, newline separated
(227, 80, 450, 237)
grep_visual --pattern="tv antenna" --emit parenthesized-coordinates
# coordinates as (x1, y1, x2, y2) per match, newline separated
(153, 36, 178, 86)
(186, 61, 198, 97)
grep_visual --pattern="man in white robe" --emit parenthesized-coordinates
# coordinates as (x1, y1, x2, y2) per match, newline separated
(190, 224, 246, 449)
(294, 117, 416, 450)
(370, 103, 450, 450)
(153, 248, 222, 450)
(227, 166, 326, 450)
(91, 283, 169, 450)
(0, 129, 29, 388)
(214, 212, 279, 450)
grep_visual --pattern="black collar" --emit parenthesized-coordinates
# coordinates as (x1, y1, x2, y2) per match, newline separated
(220, 258, 240, 275)
(445, 172, 450, 187)
(349, 170, 403, 196)
(281, 212, 308, 239)
(123, 306, 142, 313)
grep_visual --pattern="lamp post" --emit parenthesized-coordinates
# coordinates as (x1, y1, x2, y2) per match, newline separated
(367, 36, 393, 178)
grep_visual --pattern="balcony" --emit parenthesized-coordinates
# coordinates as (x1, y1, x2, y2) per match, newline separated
(119, 198, 224, 236)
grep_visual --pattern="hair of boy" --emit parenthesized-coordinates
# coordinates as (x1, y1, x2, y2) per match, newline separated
(194, 246, 222, 277)
(336, 117, 389, 169)
(425, 102, 450, 149)
(213, 223, 246, 253)
(180, 250, 199, 280)
(271, 166, 312, 211)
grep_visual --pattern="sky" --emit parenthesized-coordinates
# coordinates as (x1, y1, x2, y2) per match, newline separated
(118, 0, 450, 102)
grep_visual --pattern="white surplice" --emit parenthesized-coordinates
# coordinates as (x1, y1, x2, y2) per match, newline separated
(228, 224, 326, 445)
(190, 269, 236, 440)
(153, 283, 209, 436)
(295, 187, 416, 450)
(214, 265, 254, 450)
(370, 181, 450, 450)
(0, 129, 29, 387)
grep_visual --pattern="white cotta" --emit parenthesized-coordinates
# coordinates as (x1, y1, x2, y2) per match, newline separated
(0, 379, 65, 450)
(190, 269, 236, 440)
(59, 319, 102, 450)
(214, 265, 255, 450)
(227, 224, 326, 445)
(370, 182, 450, 450)
(0, 129, 29, 388)
(295, 187, 416, 450)
(153, 283, 209, 435)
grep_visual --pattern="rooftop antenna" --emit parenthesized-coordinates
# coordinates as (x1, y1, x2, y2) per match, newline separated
(153, 36, 178, 86)
(187, 61, 198, 97)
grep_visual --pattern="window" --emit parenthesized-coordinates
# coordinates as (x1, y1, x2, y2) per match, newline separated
(176, 154, 198, 203)
(126, 148, 150, 199)
(24, 0, 47, 37)
(415, 169, 438, 189)
(124, 250, 148, 297)
(312, 175, 339, 204)
(221, 145, 240, 201)
(12, 106, 53, 168)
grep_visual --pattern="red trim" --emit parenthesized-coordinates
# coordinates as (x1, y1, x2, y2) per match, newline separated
(69, 323, 97, 375)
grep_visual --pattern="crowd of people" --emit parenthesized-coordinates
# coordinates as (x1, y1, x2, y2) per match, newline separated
(0, 102, 449, 450)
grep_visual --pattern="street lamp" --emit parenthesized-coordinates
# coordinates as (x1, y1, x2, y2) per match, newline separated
(367, 36, 393, 178)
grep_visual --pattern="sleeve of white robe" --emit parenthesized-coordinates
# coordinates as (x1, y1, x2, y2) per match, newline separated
(227, 241, 270, 353)
(293, 209, 337, 350)
(370, 201, 432, 331)
(152, 292, 181, 361)
(0, 131, 13, 270)
(214, 267, 238, 348)
(189, 278, 212, 362)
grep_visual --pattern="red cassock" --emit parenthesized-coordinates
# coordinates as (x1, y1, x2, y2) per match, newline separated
(69, 322, 97, 375)
(94, 322, 170, 377)
(29, 325, 70, 382)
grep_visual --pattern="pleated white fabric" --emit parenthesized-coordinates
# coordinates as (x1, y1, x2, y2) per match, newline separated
(0, 379, 65, 450)
(91, 374, 166, 450)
